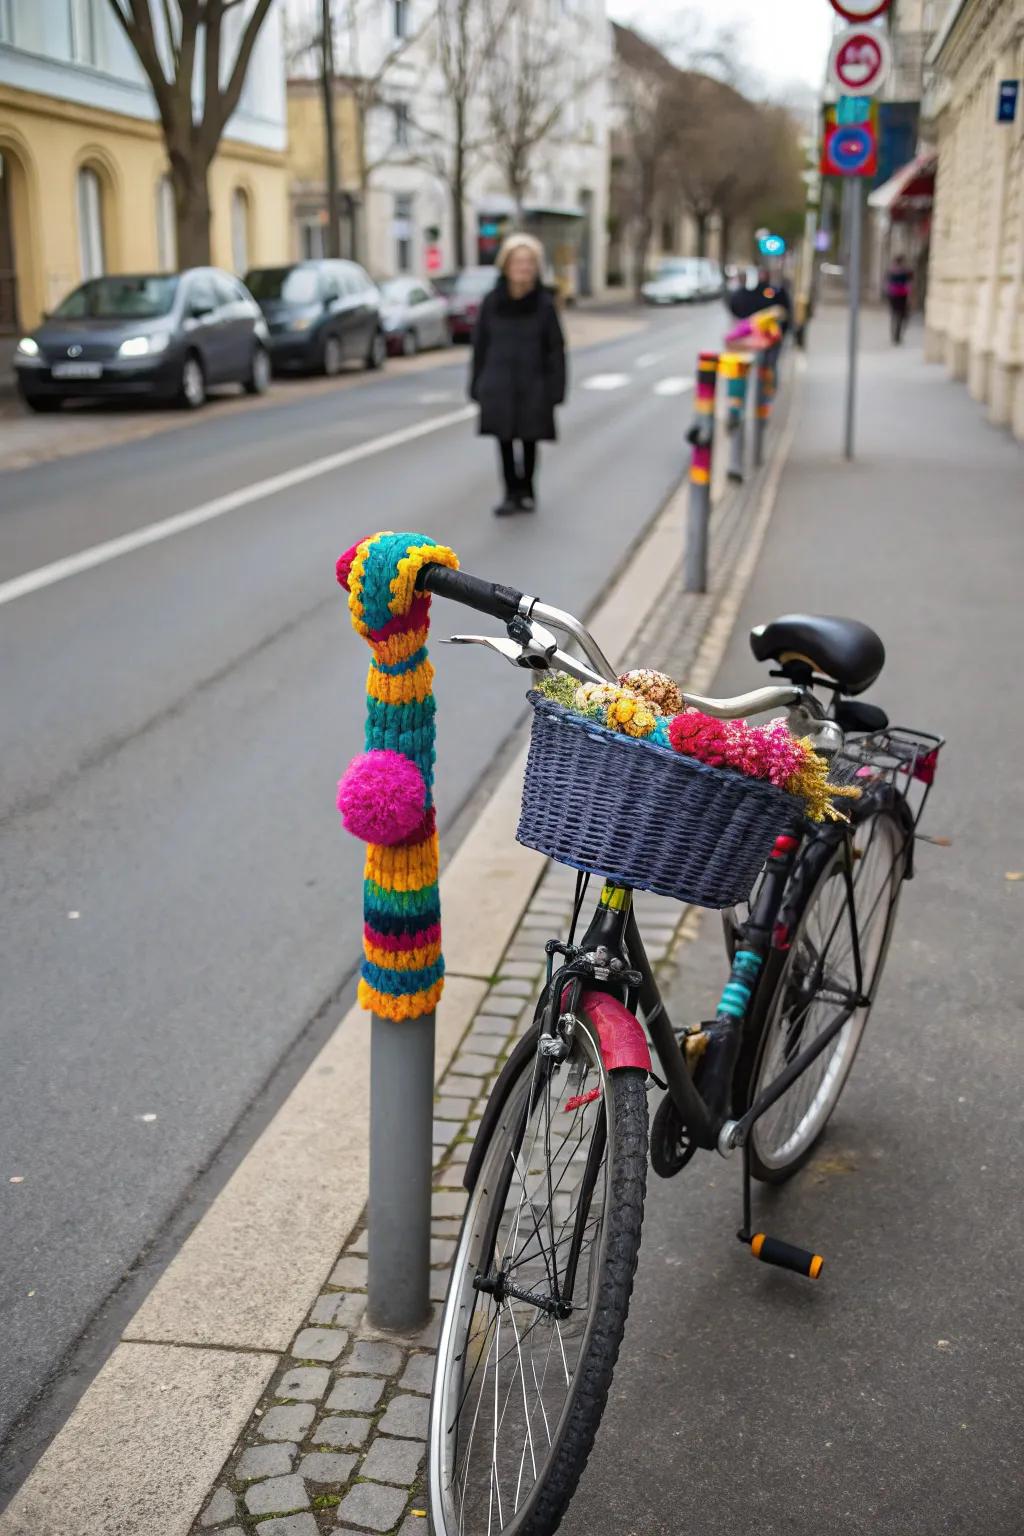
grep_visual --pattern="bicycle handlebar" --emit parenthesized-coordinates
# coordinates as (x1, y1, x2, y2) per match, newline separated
(416, 559, 807, 722)
(416, 562, 524, 623)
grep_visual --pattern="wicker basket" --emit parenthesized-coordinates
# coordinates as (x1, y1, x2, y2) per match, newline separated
(517, 694, 804, 910)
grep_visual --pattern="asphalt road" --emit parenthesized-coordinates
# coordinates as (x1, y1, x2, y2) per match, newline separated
(0, 306, 723, 1469)
(561, 314, 1024, 1536)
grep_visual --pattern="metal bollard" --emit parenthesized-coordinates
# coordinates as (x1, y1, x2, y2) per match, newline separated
(721, 352, 751, 484)
(367, 1009, 435, 1332)
(684, 351, 719, 593)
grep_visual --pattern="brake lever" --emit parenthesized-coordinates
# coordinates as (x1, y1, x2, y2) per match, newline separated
(444, 634, 608, 687)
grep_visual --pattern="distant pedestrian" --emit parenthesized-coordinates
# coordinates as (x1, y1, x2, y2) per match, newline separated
(470, 232, 567, 516)
(885, 254, 913, 344)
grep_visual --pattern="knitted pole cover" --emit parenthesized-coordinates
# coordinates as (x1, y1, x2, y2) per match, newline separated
(336, 531, 459, 1021)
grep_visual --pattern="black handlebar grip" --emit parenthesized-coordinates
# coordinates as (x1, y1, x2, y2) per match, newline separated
(415, 562, 524, 623)
(750, 1233, 824, 1279)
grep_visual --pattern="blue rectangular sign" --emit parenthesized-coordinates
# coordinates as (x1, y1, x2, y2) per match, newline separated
(997, 80, 1019, 123)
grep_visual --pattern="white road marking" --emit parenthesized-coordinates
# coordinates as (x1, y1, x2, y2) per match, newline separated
(634, 351, 666, 369)
(417, 389, 458, 403)
(0, 405, 475, 608)
(581, 372, 631, 391)
(652, 376, 695, 397)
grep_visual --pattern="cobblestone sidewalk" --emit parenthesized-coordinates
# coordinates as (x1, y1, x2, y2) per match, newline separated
(186, 377, 795, 1536)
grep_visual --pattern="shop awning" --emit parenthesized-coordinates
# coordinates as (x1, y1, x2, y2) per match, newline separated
(869, 149, 937, 213)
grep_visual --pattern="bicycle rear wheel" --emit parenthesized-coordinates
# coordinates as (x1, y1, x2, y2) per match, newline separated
(429, 1011, 648, 1536)
(736, 802, 908, 1183)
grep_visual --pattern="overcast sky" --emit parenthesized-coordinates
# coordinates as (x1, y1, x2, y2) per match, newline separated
(608, 0, 835, 99)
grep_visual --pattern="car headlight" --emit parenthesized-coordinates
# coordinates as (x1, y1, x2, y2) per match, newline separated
(118, 334, 169, 358)
(290, 314, 317, 332)
(16, 336, 39, 358)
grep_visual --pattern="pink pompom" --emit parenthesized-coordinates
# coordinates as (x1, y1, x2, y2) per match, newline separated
(337, 750, 426, 844)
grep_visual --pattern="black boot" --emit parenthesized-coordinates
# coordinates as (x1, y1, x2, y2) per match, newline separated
(516, 481, 537, 512)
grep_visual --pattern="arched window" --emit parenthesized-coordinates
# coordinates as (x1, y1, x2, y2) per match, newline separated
(76, 165, 105, 280)
(156, 174, 177, 271)
(231, 187, 250, 275)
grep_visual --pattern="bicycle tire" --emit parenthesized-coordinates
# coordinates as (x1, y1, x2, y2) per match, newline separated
(429, 1009, 648, 1536)
(734, 797, 909, 1184)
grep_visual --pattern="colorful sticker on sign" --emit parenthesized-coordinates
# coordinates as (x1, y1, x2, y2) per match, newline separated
(829, 28, 892, 97)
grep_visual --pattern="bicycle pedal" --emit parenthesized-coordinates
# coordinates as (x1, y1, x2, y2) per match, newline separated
(749, 1233, 824, 1280)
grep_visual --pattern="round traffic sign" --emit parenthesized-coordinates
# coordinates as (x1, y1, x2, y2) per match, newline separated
(829, 27, 892, 96)
(758, 233, 787, 258)
(828, 0, 892, 19)
(829, 124, 875, 174)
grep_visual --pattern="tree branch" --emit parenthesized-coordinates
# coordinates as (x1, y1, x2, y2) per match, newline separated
(216, 0, 275, 140)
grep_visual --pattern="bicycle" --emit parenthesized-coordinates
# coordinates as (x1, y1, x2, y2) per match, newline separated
(413, 564, 943, 1536)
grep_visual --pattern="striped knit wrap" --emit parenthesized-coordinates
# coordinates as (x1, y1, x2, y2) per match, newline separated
(336, 532, 459, 1021)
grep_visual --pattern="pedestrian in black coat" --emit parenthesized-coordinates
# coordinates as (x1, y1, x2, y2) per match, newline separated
(470, 233, 567, 515)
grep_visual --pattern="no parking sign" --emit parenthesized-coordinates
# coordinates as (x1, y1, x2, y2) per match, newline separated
(820, 101, 879, 178)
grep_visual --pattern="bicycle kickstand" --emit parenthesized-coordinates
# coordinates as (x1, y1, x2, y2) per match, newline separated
(736, 1140, 825, 1281)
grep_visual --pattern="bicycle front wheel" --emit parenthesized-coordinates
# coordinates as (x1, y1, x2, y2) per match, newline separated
(736, 802, 908, 1183)
(429, 1011, 648, 1536)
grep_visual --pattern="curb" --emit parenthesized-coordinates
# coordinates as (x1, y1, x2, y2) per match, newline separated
(0, 357, 803, 1536)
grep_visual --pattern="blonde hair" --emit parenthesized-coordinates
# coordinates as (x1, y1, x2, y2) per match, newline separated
(495, 232, 544, 274)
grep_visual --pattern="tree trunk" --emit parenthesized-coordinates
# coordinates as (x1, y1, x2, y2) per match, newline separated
(632, 216, 652, 304)
(452, 132, 466, 269)
(718, 214, 732, 266)
(695, 213, 708, 258)
(320, 0, 341, 259)
(171, 151, 212, 267)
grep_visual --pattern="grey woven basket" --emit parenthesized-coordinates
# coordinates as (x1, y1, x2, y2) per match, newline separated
(517, 694, 804, 910)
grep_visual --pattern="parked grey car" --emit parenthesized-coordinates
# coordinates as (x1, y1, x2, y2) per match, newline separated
(378, 277, 450, 356)
(13, 269, 271, 412)
(245, 259, 386, 375)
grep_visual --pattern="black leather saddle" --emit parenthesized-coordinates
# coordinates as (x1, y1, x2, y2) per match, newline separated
(749, 614, 885, 696)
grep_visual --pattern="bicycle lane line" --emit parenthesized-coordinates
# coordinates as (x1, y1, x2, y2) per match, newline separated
(0, 405, 475, 610)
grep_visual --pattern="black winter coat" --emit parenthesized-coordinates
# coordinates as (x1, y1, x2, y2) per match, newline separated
(470, 280, 567, 442)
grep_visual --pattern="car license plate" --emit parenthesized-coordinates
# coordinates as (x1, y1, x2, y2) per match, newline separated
(52, 362, 103, 379)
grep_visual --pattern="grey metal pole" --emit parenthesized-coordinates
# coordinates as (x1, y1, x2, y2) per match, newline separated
(367, 1009, 434, 1332)
(844, 178, 863, 461)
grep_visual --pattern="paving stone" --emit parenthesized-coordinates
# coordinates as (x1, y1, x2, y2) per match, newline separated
(433, 1095, 473, 1121)
(293, 1327, 348, 1362)
(315, 1415, 373, 1449)
(200, 1486, 237, 1526)
(329, 1256, 369, 1290)
(340, 1339, 403, 1375)
(431, 1189, 467, 1218)
(298, 1450, 357, 1483)
(479, 993, 528, 1017)
(346, 1231, 368, 1255)
(396, 1519, 431, 1536)
(430, 1237, 456, 1265)
(244, 1473, 310, 1517)
(453, 1052, 500, 1076)
(488, 977, 535, 996)
(236, 1443, 297, 1481)
(259, 1404, 315, 1442)
(429, 1271, 449, 1302)
(398, 1353, 435, 1394)
(326, 1375, 385, 1412)
(443, 1141, 472, 1165)
(360, 1435, 425, 1486)
(432, 1120, 462, 1147)
(377, 1392, 430, 1439)
(466, 1015, 512, 1038)
(277, 1366, 330, 1402)
(336, 1481, 408, 1532)
(504, 945, 544, 963)
(440, 1072, 485, 1096)
(431, 1218, 462, 1244)
(252, 1517, 319, 1536)
(460, 1033, 504, 1059)
(311, 1292, 364, 1327)
(497, 959, 544, 978)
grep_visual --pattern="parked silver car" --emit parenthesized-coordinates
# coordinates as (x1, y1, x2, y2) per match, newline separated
(378, 277, 450, 356)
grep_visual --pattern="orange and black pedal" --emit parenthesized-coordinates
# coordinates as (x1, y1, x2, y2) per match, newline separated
(747, 1232, 824, 1280)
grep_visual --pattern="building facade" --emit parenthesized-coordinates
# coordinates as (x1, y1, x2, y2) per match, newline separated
(284, 0, 610, 295)
(0, 0, 289, 335)
(923, 0, 1024, 442)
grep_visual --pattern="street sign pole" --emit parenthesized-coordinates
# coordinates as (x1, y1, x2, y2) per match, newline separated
(844, 177, 863, 461)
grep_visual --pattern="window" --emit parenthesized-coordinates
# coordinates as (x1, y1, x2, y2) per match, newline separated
(393, 102, 410, 148)
(54, 275, 178, 319)
(393, 193, 414, 274)
(320, 268, 342, 303)
(187, 273, 216, 314)
(0, 0, 13, 44)
(393, 0, 409, 39)
(408, 286, 430, 305)
(69, 0, 101, 66)
(230, 187, 250, 275)
(212, 272, 239, 307)
(76, 166, 105, 281)
(156, 175, 176, 272)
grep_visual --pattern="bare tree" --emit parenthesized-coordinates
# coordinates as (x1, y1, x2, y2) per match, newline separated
(484, 0, 595, 220)
(670, 74, 760, 258)
(105, 0, 275, 267)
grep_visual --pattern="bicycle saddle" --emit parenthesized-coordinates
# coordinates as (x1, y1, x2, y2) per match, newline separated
(749, 614, 885, 696)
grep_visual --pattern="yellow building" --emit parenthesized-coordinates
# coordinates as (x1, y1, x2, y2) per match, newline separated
(285, 75, 362, 261)
(924, 0, 1024, 442)
(0, 0, 289, 336)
